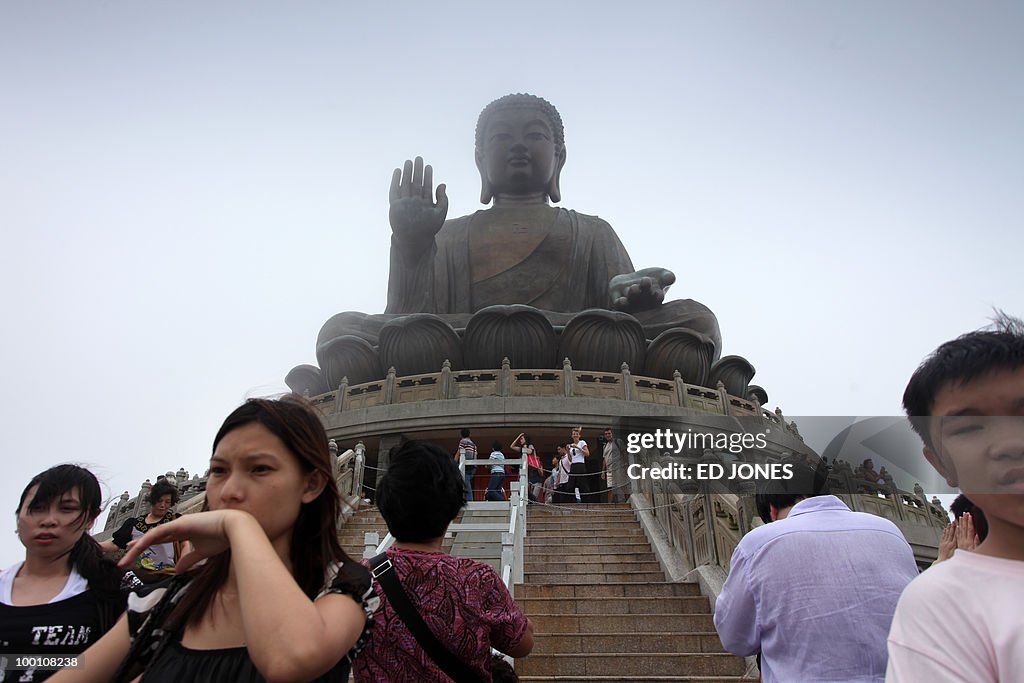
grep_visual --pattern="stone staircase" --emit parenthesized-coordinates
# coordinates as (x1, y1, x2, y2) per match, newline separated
(338, 505, 483, 563)
(339, 505, 387, 560)
(515, 504, 750, 682)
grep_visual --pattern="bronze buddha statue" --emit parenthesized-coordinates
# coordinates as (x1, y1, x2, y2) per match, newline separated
(291, 94, 733, 394)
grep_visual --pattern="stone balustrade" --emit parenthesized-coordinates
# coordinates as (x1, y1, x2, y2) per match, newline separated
(94, 441, 368, 541)
(308, 359, 788, 434)
(636, 449, 948, 576)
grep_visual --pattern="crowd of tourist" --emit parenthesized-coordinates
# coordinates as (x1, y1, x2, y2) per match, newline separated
(2, 318, 1021, 682)
(455, 426, 630, 505)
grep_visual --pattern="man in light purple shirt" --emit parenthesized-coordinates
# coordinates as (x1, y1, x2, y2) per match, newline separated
(713, 459, 919, 682)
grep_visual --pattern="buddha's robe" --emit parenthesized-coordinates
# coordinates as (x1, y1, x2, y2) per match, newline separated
(387, 208, 632, 315)
(319, 207, 721, 356)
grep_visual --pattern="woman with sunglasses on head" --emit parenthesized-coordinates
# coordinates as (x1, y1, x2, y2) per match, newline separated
(1, 465, 127, 682)
(51, 395, 374, 683)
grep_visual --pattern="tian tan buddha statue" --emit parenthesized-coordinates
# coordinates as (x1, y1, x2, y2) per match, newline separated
(288, 94, 756, 399)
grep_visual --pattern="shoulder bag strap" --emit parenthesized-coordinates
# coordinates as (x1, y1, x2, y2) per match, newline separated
(369, 553, 482, 683)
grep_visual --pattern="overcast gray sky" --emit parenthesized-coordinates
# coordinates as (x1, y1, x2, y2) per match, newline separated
(2, 2, 1021, 566)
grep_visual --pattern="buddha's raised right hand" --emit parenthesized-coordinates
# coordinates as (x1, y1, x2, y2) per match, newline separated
(389, 156, 448, 243)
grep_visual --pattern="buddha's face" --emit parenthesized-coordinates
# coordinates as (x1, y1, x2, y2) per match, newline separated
(479, 106, 560, 196)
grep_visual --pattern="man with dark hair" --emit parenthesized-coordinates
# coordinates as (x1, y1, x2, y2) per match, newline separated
(714, 458, 918, 681)
(887, 315, 1024, 681)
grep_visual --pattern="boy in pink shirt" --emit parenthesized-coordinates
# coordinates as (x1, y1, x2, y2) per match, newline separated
(888, 314, 1024, 681)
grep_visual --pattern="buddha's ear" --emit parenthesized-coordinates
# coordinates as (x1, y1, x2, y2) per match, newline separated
(475, 148, 493, 205)
(548, 144, 567, 204)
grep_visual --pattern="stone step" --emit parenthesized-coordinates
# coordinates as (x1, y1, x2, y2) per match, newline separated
(523, 561, 663, 574)
(528, 512, 638, 517)
(524, 571, 666, 583)
(516, 653, 747, 677)
(518, 596, 709, 615)
(524, 542, 652, 554)
(529, 632, 727, 654)
(517, 676, 746, 683)
(527, 551, 656, 563)
(528, 518, 638, 524)
(531, 503, 633, 510)
(528, 528, 645, 538)
(527, 519, 641, 527)
(516, 582, 702, 599)
(338, 531, 386, 538)
(527, 536, 648, 547)
(527, 613, 715, 633)
(339, 528, 386, 537)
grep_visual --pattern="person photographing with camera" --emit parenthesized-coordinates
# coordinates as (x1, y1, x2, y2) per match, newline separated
(567, 427, 590, 503)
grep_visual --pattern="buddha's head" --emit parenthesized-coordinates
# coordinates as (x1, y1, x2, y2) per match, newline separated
(475, 93, 567, 204)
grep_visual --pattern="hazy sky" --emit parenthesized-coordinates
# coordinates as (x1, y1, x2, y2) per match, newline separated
(2, 2, 1021, 566)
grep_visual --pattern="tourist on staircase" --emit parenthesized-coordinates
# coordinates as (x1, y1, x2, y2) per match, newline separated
(486, 441, 507, 502)
(567, 427, 590, 503)
(99, 480, 185, 584)
(353, 440, 533, 682)
(511, 433, 544, 503)
(552, 446, 572, 503)
(456, 428, 478, 502)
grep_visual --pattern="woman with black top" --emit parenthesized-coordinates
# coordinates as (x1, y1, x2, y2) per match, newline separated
(50, 395, 374, 683)
(99, 480, 184, 583)
(0, 465, 127, 682)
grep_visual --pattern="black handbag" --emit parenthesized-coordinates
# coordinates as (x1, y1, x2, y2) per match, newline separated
(369, 552, 483, 683)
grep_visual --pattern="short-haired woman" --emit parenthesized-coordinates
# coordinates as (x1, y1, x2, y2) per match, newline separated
(100, 480, 184, 583)
(352, 440, 533, 681)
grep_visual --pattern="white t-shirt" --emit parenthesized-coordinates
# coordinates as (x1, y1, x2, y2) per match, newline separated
(887, 550, 1024, 682)
(0, 561, 89, 605)
(569, 439, 588, 465)
(556, 454, 571, 486)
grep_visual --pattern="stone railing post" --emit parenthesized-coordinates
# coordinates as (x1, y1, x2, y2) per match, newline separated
(562, 358, 575, 397)
(328, 439, 340, 479)
(621, 362, 633, 401)
(133, 480, 152, 518)
(363, 531, 380, 560)
(500, 357, 512, 397)
(440, 359, 452, 399)
(700, 450, 721, 567)
(673, 370, 686, 407)
(384, 366, 396, 404)
(717, 381, 729, 415)
(334, 377, 348, 414)
(751, 395, 764, 423)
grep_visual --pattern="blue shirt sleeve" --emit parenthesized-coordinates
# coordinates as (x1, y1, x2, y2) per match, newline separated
(713, 544, 760, 657)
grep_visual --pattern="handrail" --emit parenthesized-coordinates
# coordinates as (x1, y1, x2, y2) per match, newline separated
(311, 361, 797, 438)
(633, 449, 948, 581)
